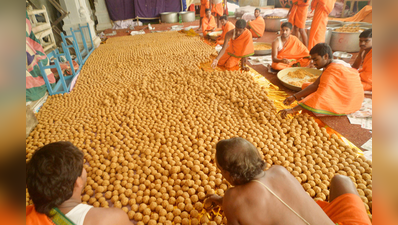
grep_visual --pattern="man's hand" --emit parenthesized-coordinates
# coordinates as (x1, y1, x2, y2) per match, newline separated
(278, 108, 294, 119)
(242, 66, 250, 71)
(204, 194, 223, 210)
(211, 59, 219, 69)
(282, 58, 290, 64)
(283, 95, 296, 106)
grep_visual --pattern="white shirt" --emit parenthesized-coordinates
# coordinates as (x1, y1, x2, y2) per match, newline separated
(65, 204, 93, 225)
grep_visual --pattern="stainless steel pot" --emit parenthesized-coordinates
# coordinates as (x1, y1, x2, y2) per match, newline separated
(161, 12, 178, 23)
(179, 11, 195, 22)
(330, 27, 367, 52)
(264, 17, 286, 32)
(327, 20, 344, 27)
(306, 27, 332, 45)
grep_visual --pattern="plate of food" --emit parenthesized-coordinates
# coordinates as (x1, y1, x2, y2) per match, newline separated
(253, 42, 272, 55)
(277, 67, 322, 91)
(208, 31, 223, 40)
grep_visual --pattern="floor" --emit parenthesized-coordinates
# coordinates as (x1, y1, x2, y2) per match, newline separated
(102, 17, 372, 151)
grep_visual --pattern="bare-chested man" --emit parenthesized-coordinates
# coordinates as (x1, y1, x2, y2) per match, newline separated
(205, 137, 371, 225)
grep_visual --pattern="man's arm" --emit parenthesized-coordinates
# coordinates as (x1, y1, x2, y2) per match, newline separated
(271, 39, 289, 64)
(211, 30, 233, 68)
(282, 74, 322, 106)
(352, 48, 365, 69)
(241, 57, 250, 71)
(223, 190, 241, 225)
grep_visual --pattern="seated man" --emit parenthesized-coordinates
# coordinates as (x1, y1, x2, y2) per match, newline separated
(205, 137, 372, 225)
(271, 22, 311, 71)
(352, 29, 372, 91)
(202, 8, 217, 36)
(247, 8, 265, 38)
(26, 141, 132, 225)
(216, 15, 235, 45)
(279, 43, 364, 118)
(211, 19, 254, 71)
(211, 0, 225, 28)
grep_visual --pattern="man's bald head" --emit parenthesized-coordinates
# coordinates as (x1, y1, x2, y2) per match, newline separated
(216, 137, 266, 184)
(235, 19, 246, 29)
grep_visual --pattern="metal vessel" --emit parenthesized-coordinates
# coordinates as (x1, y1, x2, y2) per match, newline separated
(160, 12, 178, 23)
(179, 11, 195, 22)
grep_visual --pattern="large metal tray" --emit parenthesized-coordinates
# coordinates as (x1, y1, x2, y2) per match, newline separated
(277, 67, 322, 91)
(253, 42, 272, 55)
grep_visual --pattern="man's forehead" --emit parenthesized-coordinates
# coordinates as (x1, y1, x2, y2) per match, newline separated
(310, 53, 320, 58)
(360, 37, 372, 41)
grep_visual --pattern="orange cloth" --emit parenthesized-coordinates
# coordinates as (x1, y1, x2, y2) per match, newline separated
(26, 205, 55, 225)
(200, 0, 210, 17)
(288, 0, 310, 29)
(317, 193, 371, 225)
(212, 3, 223, 16)
(301, 82, 312, 89)
(359, 49, 372, 91)
(271, 35, 311, 70)
(218, 29, 254, 69)
(308, 0, 336, 50)
(329, 5, 372, 23)
(216, 21, 235, 45)
(298, 62, 364, 115)
(202, 15, 216, 36)
(248, 16, 265, 38)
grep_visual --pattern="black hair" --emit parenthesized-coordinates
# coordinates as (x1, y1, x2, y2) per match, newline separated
(26, 141, 84, 217)
(310, 43, 333, 59)
(359, 28, 372, 38)
(281, 22, 293, 30)
(205, 8, 211, 13)
(220, 15, 228, 21)
(255, 8, 261, 12)
(216, 137, 266, 185)
(236, 19, 246, 29)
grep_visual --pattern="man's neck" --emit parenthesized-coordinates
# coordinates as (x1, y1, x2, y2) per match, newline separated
(324, 60, 333, 69)
(364, 47, 372, 55)
(57, 197, 81, 215)
(281, 35, 290, 42)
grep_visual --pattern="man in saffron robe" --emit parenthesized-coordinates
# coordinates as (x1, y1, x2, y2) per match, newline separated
(198, 0, 210, 31)
(287, 0, 310, 46)
(308, 0, 336, 50)
(211, 0, 225, 28)
(247, 8, 265, 38)
(216, 16, 235, 45)
(352, 29, 372, 91)
(211, 19, 254, 71)
(279, 43, 364, 118)
(271, 22, 311, 71)
(26, 142, 132, 225)
(202, 9, 217, 36)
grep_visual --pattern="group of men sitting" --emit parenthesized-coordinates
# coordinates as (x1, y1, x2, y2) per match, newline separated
(27, 140, 371, 225)
(204, 7, 372, 118)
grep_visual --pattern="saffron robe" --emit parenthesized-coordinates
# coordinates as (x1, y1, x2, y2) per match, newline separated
(271, 35, 311, 70)
(298, 63, 364, 115)
(218, 29, 254, 69)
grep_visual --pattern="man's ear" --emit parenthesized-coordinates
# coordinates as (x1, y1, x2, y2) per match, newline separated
(74, 176, 84, 189)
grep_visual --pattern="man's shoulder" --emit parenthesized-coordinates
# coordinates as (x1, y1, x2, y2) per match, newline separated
(85, 207, 130, 225)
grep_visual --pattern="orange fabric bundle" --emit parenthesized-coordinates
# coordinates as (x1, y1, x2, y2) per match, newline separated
(317, 193, 371, 225)
(26, 205, 55, 225)
(248, 16, 265, 38)
(202, 15, 216, 36)
(298, 63, 364, 115)
(308, 0, 336, 50)
(200, 0, 210, 17)
(288, 0, 310, 29)
(359, 49, 372, 91)
(271, 35, 310, 70)
(218, 29, 254, 69)
(212, 3, 223, 16)
(217, 21, 235, 45)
